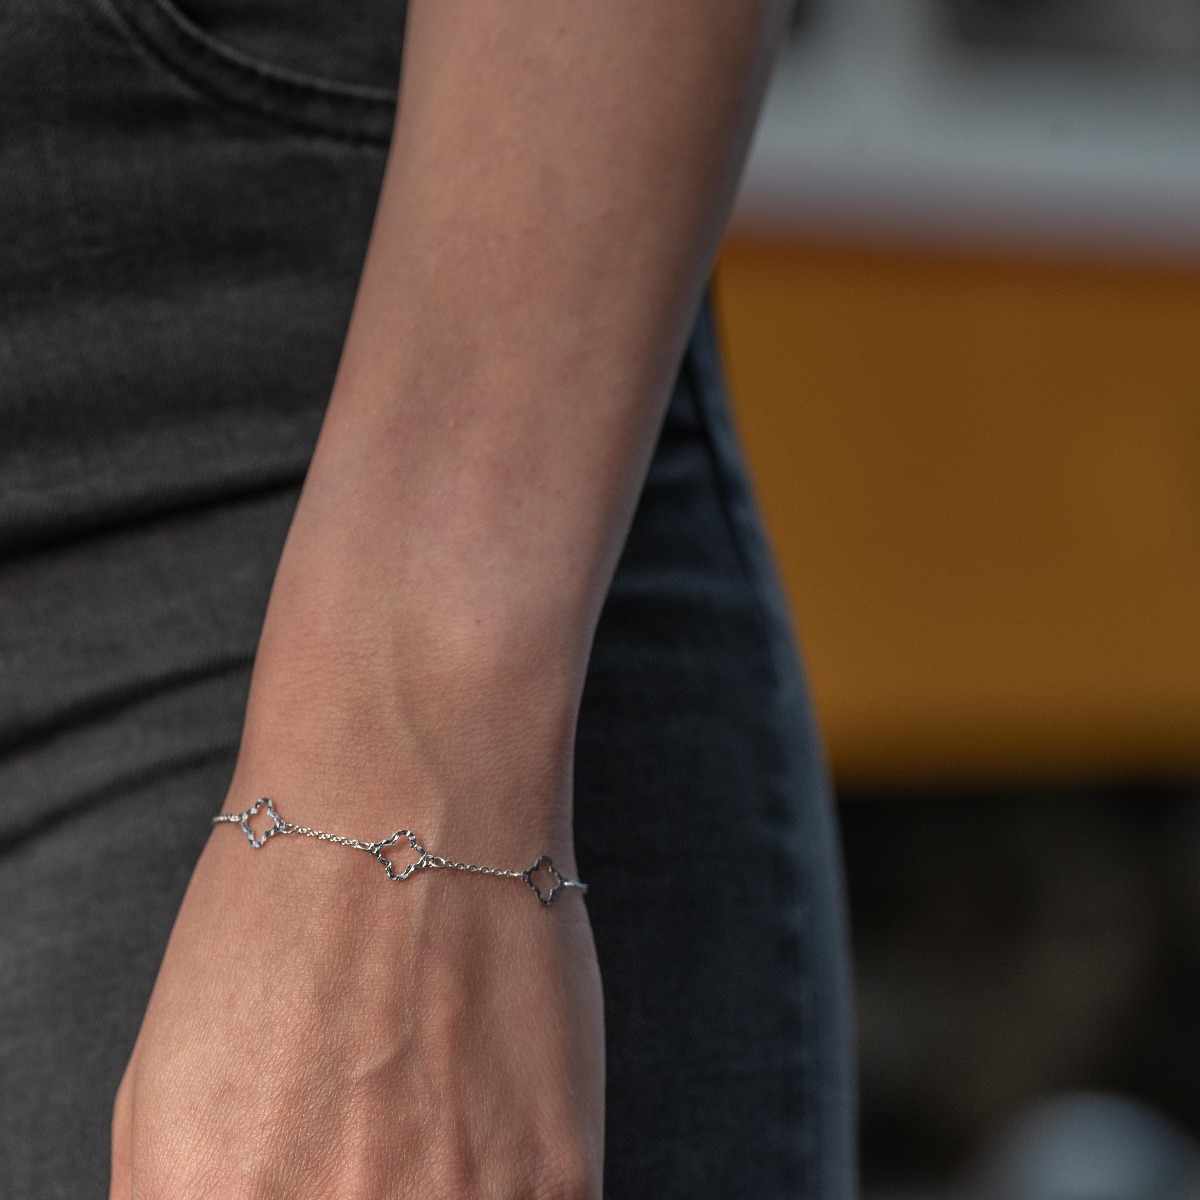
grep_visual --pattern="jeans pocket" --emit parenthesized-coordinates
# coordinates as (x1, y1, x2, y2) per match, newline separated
(97, 0, 399, 143)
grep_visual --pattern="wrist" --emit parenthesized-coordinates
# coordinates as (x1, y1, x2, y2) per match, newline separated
(232, 583, 579, 858)
(224, 427, 599, 864)
(257, 474, 595, 719)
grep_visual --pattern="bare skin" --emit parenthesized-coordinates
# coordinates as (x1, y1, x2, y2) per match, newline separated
(109, 0, 795, 1195)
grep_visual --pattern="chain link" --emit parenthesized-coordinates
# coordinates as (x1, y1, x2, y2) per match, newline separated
(278, 822, 375, 853)
(423, 854, 525, 880)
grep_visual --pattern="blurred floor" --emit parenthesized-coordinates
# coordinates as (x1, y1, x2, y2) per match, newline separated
(840, 781, 1200, 1196)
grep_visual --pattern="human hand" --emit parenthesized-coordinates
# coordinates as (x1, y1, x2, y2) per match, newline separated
(108, 798, 604, 1198)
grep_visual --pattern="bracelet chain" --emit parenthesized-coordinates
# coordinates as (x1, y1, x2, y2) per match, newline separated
(211, 796, 586, 906)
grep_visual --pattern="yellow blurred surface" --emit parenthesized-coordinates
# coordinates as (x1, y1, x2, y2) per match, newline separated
(713, 241, 1200, 786)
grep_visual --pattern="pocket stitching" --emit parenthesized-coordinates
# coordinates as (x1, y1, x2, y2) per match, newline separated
(97, 0, 399, 145)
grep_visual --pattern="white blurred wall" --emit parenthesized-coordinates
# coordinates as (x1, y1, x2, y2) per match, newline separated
(733, 0, 1200, 265)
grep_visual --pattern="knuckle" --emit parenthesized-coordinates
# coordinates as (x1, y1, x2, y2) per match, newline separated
(422, 1130, 598, 1200)
(525, 1128, 600, 1200)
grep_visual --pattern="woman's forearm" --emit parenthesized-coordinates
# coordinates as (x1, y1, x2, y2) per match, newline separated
(233, 0, 793, 844)
(113, 6, 798, 1196)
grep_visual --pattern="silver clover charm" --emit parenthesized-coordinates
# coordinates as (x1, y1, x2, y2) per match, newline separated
(524, 854, 565, 906)
(371, 829, 429, 881)
(239, 796, 285, 849)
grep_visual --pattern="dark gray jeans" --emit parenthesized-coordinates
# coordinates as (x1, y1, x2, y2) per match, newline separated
(0, 0, 857, 1194)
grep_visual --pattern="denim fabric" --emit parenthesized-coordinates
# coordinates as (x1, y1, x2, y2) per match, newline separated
(0, 0, 857, 1195)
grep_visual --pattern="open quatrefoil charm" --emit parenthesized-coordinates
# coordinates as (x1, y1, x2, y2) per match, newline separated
(239, 796, 286, 849)
(523, 855, 565, 906)
(371, 829, 430, 881)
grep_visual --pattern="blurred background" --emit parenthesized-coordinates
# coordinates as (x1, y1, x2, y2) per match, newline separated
(713, 1, 1200, 1196)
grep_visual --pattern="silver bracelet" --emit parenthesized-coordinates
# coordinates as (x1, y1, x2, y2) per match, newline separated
(211, 796, 587, 906)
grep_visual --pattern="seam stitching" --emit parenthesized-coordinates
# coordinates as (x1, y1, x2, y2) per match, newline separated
(96, 0, 397, 147)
